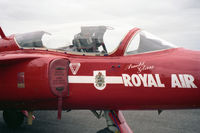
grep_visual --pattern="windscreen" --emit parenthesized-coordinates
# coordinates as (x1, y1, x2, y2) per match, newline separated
(126, 30, 177, 55)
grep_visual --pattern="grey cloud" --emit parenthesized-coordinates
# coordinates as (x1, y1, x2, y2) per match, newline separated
(0, 0, 199, 50)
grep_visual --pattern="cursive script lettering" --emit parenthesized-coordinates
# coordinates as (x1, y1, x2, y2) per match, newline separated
(127, 62, 154, 73)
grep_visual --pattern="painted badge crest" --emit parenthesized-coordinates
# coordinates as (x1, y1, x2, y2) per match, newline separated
(93, 70, 106, 90)
(69, 63, 81, 75)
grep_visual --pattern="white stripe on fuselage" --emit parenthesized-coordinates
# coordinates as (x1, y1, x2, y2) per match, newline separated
(68, 74, 198, 88)
(68, 76, 123, 84)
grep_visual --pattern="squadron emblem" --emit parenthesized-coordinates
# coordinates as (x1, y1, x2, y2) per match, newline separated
(69, 63, 81, 75)
(95, 72, 105, 87)
(93, 70, 106, 90)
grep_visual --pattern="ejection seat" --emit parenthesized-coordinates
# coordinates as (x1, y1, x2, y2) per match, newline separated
(72, 26, 108, 53)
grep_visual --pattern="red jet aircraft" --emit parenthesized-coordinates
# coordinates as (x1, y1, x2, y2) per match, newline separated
(0, 26, 200, 133)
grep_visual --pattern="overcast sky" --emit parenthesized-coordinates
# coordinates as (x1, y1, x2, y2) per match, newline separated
(0, 0, 200, 50)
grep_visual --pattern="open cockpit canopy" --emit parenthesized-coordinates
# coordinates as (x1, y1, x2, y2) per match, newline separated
(15, 26, 111, 54)
(14, 26, 177, 56)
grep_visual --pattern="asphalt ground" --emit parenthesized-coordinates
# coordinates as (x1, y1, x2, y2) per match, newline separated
(0, 109, 200, 133)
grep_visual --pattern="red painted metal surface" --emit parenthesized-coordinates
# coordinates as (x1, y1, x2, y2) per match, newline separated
(0, 28, 200, 111)
(0, 35, 20, 52)
(49, 58, 69, 119)
(110, 28, 140, 56)
(0, 27, 7, 39)
(49, 58, 69, 97)
(67, 48, 200, 110)
(0, 27, 200, 133)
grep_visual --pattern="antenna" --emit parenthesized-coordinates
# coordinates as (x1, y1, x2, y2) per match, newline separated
(0, 27, 8, 39)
